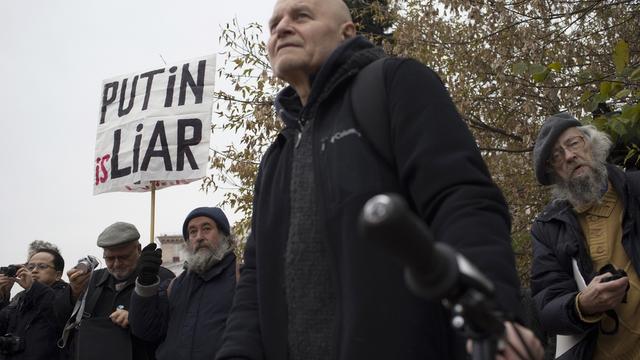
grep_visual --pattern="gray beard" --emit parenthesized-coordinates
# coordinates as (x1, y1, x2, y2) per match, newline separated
(185, 240, 230, 275)
(552, 162, 608, 207)
(110, 268, 134, 281)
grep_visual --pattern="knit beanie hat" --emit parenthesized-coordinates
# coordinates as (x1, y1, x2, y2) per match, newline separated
(533, 112, 582, 185)
(182, 207, 230, 240)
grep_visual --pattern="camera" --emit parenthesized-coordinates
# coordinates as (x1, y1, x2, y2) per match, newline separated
(0, 265, 21, 278)
(0, 334, 25, 355)
(602, 271, 626, 282)
(600, 265, 629, 303)
(75, 255, 99, 274)
(601, 267, 627, 283)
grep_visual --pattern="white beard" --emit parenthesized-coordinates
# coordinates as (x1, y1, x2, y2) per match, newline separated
(552, 161, 608, 207)
(185, 239, 231, 275)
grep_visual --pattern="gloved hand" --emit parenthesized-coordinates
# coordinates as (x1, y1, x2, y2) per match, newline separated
(137, 243, 162, 286)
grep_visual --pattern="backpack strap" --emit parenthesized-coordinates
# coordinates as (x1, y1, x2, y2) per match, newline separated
(350, 57, 394, 169)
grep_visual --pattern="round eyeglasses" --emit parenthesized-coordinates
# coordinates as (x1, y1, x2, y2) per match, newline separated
(549, 135, 586, 166)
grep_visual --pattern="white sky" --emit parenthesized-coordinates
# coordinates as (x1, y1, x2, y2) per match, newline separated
(0, 0, 277, 284)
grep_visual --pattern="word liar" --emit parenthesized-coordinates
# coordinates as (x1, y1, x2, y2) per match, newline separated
(95, 118, 202, 185)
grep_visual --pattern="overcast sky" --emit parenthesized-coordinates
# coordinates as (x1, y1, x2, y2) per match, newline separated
(0, 0, 277, 283)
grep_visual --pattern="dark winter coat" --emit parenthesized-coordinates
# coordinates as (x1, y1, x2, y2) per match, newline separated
(0, 281, 67, 360)
(530, 165, 640, 359)
(54, 267, 174, 360)
(217, 36, 522, 360)
(129, 252, 236, 360)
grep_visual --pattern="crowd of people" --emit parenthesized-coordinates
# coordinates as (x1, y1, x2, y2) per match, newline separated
(1, 206, 236, 360)
(1, 0, 637, 359)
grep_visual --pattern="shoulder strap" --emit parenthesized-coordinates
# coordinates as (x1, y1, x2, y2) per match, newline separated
(82, 278, 104, 318)
(350, 57, 394, 168)
(57, 271, 104, 349)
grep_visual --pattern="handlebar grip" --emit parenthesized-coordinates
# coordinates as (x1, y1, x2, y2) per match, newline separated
(359, 194, 433, 271)
(358, 194, 458, 299)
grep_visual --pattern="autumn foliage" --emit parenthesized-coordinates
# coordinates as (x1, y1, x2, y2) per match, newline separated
(205, 1, 640, 283)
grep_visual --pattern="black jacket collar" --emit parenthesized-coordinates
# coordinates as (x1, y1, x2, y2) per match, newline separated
(274, 36, 385, 130)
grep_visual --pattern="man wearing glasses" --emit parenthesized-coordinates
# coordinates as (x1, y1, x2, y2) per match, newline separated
(56, 222, 174, 360)
(530, 112, 640, 359)
(0, 245, 67, 359)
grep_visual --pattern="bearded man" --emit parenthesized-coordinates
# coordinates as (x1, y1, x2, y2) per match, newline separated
(129, 207, 236, 360)
(530, 112, 640, 359)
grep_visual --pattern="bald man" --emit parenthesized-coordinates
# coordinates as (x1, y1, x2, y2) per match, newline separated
(217, 0, 542, 359)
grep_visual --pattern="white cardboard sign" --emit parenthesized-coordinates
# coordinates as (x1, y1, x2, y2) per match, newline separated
(94, 55, 215, 194)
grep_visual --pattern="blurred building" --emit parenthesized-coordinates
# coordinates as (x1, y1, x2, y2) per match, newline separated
(157, 235, 185, 276)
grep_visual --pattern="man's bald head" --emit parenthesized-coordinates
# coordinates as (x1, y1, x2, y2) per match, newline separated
(329, 0, 353, 25)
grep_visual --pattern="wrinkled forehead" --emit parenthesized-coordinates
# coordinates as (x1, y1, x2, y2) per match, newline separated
(269, 0, 346, 25)
(103, 241, 137, 256)
(554, 127, 583, 148)
(188, 216, 217, 229)
(270, 0, 314, 22)
(29, 252, 55, 264)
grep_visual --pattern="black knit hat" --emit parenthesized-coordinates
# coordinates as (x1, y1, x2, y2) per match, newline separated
(533, 112, 582, 185)
(182, 207, 230, 240)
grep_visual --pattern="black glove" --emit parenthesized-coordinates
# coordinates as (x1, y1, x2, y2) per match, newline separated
(137, 243, 162, 286)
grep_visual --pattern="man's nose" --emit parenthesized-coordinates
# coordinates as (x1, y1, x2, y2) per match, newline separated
(273, 17, 293, 37)
(192, 231, 205, 243)
(563, 147, 578, 162)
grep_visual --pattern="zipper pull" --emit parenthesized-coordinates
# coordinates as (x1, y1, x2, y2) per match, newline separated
(295, 130, 302, 148)
(295, 114, 306, 148)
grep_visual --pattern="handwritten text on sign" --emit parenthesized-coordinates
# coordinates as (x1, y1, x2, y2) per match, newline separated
(94, 55, 215, 194)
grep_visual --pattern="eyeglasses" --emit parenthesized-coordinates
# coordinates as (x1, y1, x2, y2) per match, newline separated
(103, 253, 134, 263)
(549, 135, 586, 166)
(26, 263, 54, 271)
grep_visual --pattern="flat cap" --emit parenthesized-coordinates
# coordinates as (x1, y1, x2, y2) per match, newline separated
(97, 222, 140, 248)
(533, 112, 582, 185)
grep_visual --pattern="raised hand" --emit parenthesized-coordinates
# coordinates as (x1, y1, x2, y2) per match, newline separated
(137, 243, 162, 286)
(0, 274, 15, 301)
(15, 266, 34, 291)
(67, 267, 91, 300)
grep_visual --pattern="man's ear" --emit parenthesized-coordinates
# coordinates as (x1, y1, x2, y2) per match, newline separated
(55, 271, 62, 282)
(341, 22, 356, 40)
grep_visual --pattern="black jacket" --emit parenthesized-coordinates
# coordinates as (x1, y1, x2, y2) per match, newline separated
(530, 165, 640, 359)
(0, 281, 67, 360)
(129, 252, 236, 360)
(55, 267, 174, 360)
(217, 36, 521, 360)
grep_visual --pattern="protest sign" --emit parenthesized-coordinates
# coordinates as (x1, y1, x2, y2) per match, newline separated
(94, 55, 215, 194)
